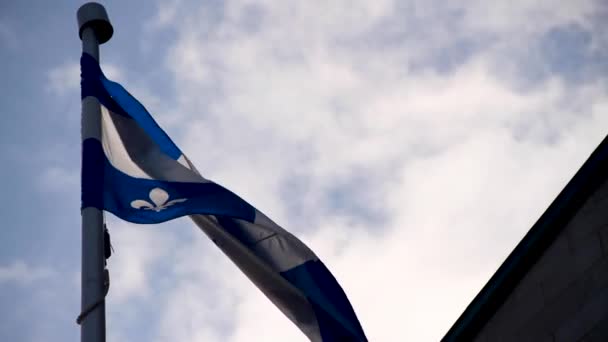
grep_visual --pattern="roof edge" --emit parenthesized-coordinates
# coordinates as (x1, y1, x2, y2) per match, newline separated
(442, 134, 608, 341)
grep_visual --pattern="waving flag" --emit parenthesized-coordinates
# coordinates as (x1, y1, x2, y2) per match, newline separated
(80, 53, 367, 342)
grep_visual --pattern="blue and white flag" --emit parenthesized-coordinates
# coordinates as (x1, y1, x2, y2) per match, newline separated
(81, 53, 367, 342)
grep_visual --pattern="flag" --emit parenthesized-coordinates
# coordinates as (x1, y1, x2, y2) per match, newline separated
(80, 53, 367, 342)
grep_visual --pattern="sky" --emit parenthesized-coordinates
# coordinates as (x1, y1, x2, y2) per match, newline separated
(1, 0, 607, 341)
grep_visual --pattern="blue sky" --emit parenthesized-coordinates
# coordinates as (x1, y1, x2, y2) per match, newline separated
(1, 1, 607, 341)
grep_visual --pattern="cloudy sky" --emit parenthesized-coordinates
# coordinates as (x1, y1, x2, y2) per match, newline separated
(1, 0, 607, 341)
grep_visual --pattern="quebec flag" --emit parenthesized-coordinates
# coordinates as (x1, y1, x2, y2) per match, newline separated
(81, 53, 367, 342)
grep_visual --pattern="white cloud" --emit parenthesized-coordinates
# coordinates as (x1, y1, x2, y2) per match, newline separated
(106, 219, 178, 303)
(38, 166, 79, 193)
(147, 0, 182, 30)
(153, 230, 246, 342)
(47, 62, 80, 96)
(0, 260, 55, 285)
(462, 0, 597, 34)
(102, 0, 608, 341)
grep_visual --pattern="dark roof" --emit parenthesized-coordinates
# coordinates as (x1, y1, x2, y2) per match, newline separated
(442, 134, 608, 342)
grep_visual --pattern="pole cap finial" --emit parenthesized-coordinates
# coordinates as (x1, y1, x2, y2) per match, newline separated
(77, 2, 113, 44)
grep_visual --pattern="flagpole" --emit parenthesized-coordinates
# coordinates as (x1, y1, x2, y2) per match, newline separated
(77, 3, 113, 342)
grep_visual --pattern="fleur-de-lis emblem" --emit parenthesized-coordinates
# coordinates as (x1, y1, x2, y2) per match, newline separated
(130, 188, 187, 212)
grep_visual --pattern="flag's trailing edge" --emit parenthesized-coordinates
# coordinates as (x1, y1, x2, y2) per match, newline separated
(80, 53, 367, 342)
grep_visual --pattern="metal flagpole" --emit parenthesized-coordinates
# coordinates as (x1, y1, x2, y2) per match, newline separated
(77, 3, 113, 342)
